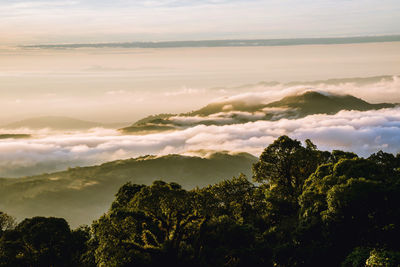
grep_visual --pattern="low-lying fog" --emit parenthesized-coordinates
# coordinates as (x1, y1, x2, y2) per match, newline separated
(1, 43, 399, 177)
(1, 77, 399, 177)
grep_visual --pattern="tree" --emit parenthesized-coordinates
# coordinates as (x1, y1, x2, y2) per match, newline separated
(298, 157, 400, 266)
(93, 181, 205, 266)
(253, 136, 329, 204)
(71, 225, 95, 267)
(92, 177, 272, 266)
(0, 212, 15, 234)
(16, 217, 74, 266)
(365, 249, 400, 267)
(341, 247, 371, 267)
(252, 136, 330, 266)
(2, 135, 399, 267)
(196, 175, 266, 225)
(0, 216, 90, 267)
(194, 176, 271, 267)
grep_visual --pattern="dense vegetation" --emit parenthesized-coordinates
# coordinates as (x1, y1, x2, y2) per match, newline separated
(0, 152, 256, 227)
(1, 135, 399, 266)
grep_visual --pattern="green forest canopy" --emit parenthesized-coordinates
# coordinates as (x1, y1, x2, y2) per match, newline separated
(1, 135, 399, 266)
(0, 152, 257, 227)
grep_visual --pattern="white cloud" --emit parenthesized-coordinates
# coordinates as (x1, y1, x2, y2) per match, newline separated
(164, 87, 205, 97)
(170, 111, 266, 125)
(210, 76, 400, 105)
(8, 1, 79, 9)
(1, 107, 399, 177)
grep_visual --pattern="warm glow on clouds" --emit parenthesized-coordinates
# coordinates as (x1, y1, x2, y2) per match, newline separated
(0, 0, 399, 44)
(1, 106, 400, 177)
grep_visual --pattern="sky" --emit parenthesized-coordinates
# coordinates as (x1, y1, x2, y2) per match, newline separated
(1, 0, 400, 45)
(0, 0, 400, 177)
(0, 42, 399, 124)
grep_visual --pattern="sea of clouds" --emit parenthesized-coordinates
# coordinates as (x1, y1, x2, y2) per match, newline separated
(1, 105, 400, 177)
(1, 76, 399, 177)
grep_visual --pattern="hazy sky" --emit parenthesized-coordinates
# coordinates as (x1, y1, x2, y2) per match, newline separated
(1, 0, 400, 45)
(1, 42, 399, 124)
(0, 0, 399, 177)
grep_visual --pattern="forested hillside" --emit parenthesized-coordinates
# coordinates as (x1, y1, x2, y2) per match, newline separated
(121, 91, 396, 134)
(0, 153, 256, 227)
(1, 136, 399, 266)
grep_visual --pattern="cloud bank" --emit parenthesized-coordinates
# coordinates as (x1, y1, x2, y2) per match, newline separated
(1, 107, 399, 177)
(211, 75, 400, 105)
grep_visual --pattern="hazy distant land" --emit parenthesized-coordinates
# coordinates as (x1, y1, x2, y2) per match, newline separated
(0, 152, 256, 227)
(0, 134, 31, 139)
(1, 116, 128, 131)
(23, 35, 400, 49)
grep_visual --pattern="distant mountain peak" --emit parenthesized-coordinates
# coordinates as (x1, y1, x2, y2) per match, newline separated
(266, 91, 393, 116)
(121, 91, 396, 134)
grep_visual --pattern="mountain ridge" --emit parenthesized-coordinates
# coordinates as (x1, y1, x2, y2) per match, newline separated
(24, 35, 400, 49)
(0, 152, 257, 227)
(121, 91, 397, 133)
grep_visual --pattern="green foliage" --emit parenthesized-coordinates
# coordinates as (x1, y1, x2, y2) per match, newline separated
(252, 136, 331, 265)
(0, 212, 15, 233)
(342, 247, 400, 267)
(0, 152, 256, 227)
(196, 175, 266, 224)
(0, 217, 91, 267)
(194, 177, 271, 266)
(1, 135, 399, 266)
(195, 215, 269, 267)
(366, 249, 400, 267)
(93, 181, 204, 266)
(341, 247, 371, 267)
(253, 136, 329, 201)
(91, 176, 271, 266)
(299, 155, 400, 266)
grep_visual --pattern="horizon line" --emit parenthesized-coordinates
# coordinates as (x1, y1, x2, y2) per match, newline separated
(22, 35, 400, 49)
